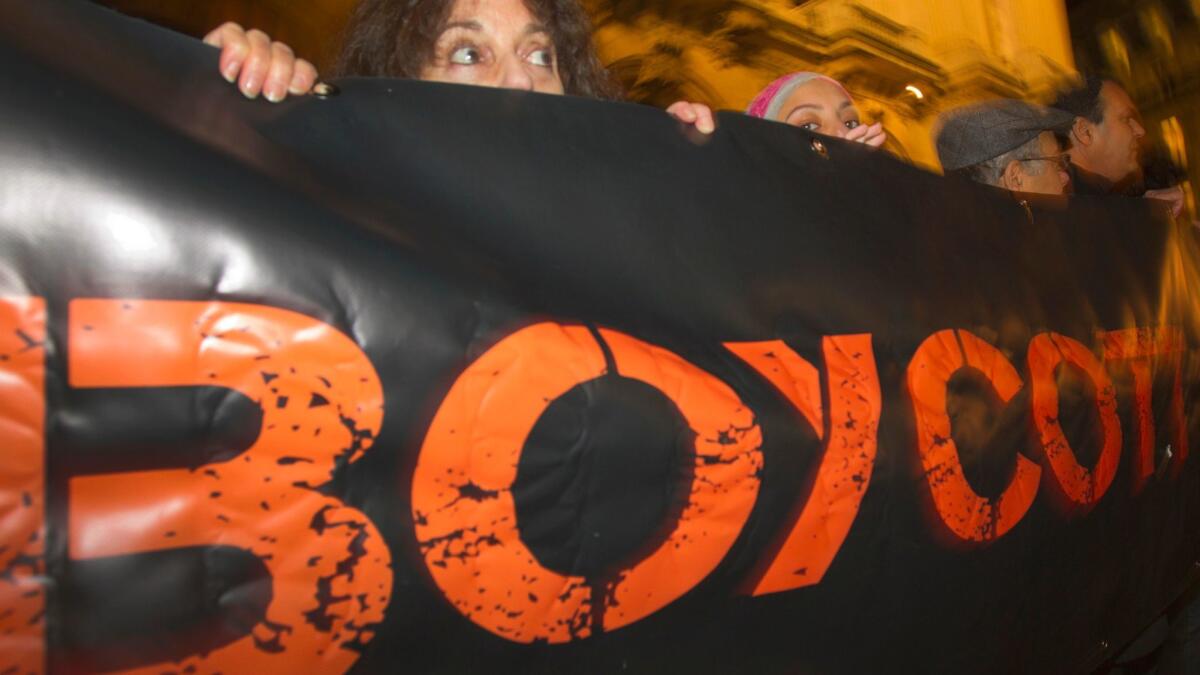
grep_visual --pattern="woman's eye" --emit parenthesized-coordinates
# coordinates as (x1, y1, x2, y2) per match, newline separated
(845, 119, 861, 129)
(799, 122, 820, 131)
(449, 46, 483, 65)
(527, 48, 554, 67)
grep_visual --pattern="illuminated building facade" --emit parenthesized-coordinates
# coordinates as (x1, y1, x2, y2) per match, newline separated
(584, 0, 1078, 168)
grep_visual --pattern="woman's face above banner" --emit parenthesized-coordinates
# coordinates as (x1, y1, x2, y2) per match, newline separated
(420, 0, 565, 95)
(779, 78, 864, 139)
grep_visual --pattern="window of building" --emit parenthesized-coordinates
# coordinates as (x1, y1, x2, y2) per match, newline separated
(1099, 26, 1131, 77)
(1139, 4, 1175, 57)
(1161, 116, 1188, 168)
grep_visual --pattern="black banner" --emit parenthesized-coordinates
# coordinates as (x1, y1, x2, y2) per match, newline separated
(1, 1, 1198, 673)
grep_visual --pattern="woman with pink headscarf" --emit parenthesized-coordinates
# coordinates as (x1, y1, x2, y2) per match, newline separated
(744, 71, 887, 146)
(671, 71, 887, 143)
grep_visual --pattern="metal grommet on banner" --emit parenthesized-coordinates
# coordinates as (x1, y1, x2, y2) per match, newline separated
(312, 82, 340, 99)
(1018, 198, 1033, 224)
(810, 137, 828, 159)
(1157, 444, 1174, 478)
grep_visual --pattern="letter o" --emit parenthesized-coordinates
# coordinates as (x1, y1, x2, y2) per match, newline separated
(412, 323, 762, 642)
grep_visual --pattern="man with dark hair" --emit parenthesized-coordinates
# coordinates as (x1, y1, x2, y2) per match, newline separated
(1053, 75, 1184, 215)
(935, 98, 1073, 196)
(1057, 86, 1198, 675)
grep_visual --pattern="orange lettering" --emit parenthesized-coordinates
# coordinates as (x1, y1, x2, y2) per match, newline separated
(0, 297, 46, 675)
(1100, 327, 1187, 488)
(907, 330, 1040, 541)
(413, 323, 762, 642)
(597, 328, 762, 631)
(68, 300, 392, 674)
(1028, 333, 1121, 508)
(725, 335, 880, 595)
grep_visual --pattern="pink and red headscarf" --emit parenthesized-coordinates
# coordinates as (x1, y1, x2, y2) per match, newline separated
(746, 72, 853, 121)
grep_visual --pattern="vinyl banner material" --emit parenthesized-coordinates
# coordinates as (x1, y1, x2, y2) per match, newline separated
(2, 1, 1199, 673)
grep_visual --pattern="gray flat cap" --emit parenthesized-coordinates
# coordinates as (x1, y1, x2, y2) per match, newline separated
(935, 99, 1075, 171)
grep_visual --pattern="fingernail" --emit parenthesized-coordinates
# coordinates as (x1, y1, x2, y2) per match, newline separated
(265, 83, 283, 103)
(222, 60, 240, 83)
(700, 120, 714, 134)
(241, 76, 259, 99)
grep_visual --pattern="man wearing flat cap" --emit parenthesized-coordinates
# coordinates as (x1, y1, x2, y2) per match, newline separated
(935, 99, 1074, 196)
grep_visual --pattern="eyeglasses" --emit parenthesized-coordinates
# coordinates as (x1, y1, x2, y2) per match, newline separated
(1017, 154, 1071, 171)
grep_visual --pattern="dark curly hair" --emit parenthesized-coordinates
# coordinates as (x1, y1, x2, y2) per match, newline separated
(331, 0, 621, 100)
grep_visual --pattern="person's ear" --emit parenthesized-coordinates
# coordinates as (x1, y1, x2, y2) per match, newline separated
(1001, 160, 1024, 191)
(1071, 116, 1093, 147)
